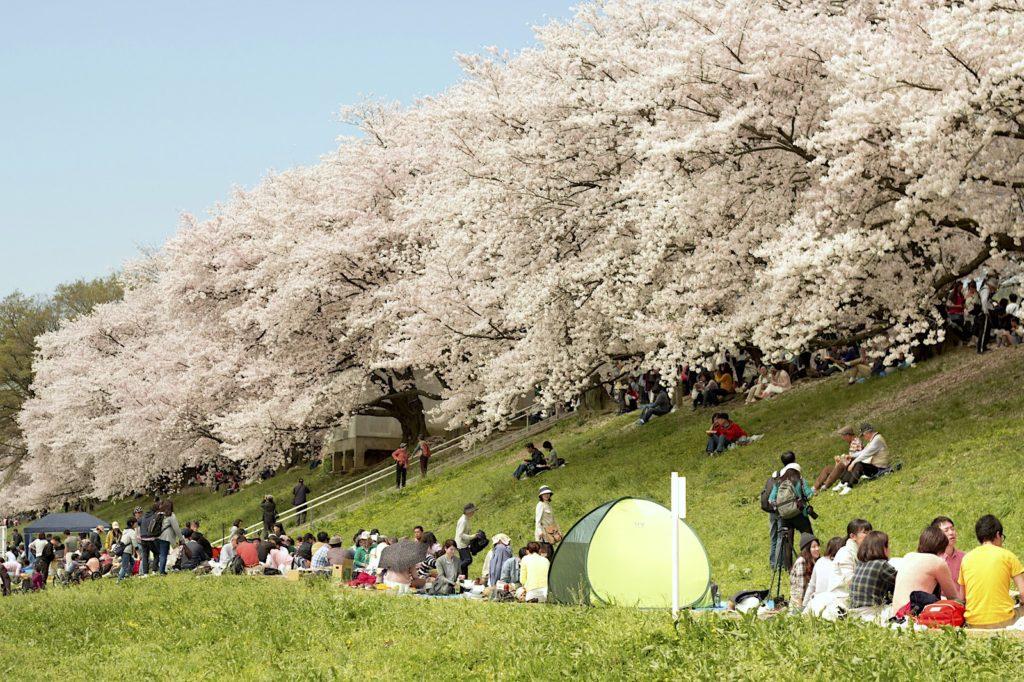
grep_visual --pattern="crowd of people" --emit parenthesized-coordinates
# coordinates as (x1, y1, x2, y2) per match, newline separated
(779, 513, 1024, 629)
(1, 484, 562, 606)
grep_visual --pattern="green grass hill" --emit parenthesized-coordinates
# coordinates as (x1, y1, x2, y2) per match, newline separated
(4, 346, 1024, 680)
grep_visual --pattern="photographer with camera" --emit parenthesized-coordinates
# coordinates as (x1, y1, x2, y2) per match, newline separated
(768, 457, 817, 572)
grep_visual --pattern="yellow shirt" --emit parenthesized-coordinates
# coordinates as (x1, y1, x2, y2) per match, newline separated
(519, 553, 550, 592)
(958, 543, 1024, 626)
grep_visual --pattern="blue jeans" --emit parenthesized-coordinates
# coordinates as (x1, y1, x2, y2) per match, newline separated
(118, 554, 134, 581)
(157, 539, 171, 574)
(706, 434, 728, 453)
(768, 513, 783, 570)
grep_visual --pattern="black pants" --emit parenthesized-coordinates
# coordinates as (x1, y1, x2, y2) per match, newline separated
(779, 514, 814, 571)
(458, 547, 473, 576)
(976, 313, 991, 353)
(841, 462, 881, 487)
(295, 504, 307, 525)
(395, 464, 407, 489)
(420, 457, 429, 477)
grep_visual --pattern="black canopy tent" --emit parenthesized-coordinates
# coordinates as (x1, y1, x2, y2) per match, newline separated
(23, 512, 110, 537)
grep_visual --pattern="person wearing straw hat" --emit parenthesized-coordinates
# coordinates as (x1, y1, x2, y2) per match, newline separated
(535, 487, 560, 543)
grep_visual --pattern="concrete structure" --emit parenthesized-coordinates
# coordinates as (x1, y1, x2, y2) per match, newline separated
(323, 415, 403, 473)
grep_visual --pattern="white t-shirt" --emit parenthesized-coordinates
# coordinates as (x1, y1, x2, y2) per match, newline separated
(30, 538, 48, 557)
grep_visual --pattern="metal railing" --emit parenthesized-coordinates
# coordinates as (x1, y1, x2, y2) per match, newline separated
(212, 403, 571, 547)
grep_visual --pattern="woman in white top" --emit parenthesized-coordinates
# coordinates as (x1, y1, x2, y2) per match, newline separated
(802, 536, 845, 612)
(535, 487, 559, 542)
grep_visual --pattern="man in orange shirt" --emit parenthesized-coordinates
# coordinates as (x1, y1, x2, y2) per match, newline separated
(392, 442, 409, 490)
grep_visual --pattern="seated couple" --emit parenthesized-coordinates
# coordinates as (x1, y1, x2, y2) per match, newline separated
(704, 413, 754, 455)
(745, 365, 791, 404)
(812, 423, 893, 496)
(512, 442, 565, 480)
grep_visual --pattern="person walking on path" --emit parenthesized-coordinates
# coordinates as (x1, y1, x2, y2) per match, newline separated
(260, 496, 277, 539)
(292, 479, 310, 525)
(535, 486, 560, 543)
(456, 503, 478, 576)
(413, 438, 432, 478)
(392, 443, 409, 490)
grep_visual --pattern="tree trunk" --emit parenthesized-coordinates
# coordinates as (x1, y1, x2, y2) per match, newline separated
(387, 393, 429, 444)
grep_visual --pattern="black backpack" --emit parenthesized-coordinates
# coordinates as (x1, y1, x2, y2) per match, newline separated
(142, 512, 164, 538)
(225, 555, 244, 575)
(759, 474, 778, 513)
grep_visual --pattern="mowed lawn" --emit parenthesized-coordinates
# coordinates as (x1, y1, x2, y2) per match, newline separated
(5, 346, 1024, 680)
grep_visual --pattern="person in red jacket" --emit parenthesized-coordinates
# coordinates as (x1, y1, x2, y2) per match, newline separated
(706, 413, 748, 455)
(392, 443, 409, 490)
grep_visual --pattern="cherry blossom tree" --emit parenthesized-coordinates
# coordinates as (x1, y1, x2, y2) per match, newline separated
(12, 0, 1024, 509)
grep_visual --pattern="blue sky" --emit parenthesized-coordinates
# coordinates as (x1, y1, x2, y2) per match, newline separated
(0, 1, 576, 297)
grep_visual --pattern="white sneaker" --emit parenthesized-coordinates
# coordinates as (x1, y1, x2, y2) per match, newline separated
(839, 485, 853, 496)
(831, 482, 844, 492)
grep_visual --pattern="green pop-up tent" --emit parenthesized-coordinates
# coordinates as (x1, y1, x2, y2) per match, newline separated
(548, 497, 711, 608)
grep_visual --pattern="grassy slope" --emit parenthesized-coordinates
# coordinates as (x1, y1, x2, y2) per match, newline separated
(89, 458, 341, 541)
(5, 346, 1024, 680)
(318, 346, 1024, 594)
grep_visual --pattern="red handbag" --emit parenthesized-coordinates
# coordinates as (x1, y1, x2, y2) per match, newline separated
(915, 600, 966, 628)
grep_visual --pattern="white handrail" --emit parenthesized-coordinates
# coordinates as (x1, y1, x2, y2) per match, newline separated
(212, 402, 558, 546)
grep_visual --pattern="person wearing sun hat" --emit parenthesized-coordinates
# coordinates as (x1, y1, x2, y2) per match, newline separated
(455, 503, 478, 575)
(104, 521, 121, 552)
(535, 486, 560, 543)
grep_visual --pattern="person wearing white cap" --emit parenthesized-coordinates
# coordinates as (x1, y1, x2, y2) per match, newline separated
(767, 455, 815, 570)
(104, 522, 122, 552)
(535, 487, 560, 543)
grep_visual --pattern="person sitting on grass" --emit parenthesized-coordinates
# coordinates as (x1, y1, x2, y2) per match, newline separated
(892, 526, 961, 611)
(705, 413, 748, 455)
(835, 519, 873, 584)
(931, 516, 966, 583)
(429, 540, 463, 596)
(835, 423, 892, 496)
(541, 441, 565, 469)
(788, 534, 819, 611)
(638, 386, 672, 424)
(311, 538, 331, 571)
(265, 536, 292, 574)
(848, 531, 897, 621)
(350, 532, 371, 571)
(518, 541, 550, 603)
(234, 533, 260, 569)
(513, 443, 549, 480)
(812, 425, 862, 494)
(712, 364, 737, 395)
(959, 514, 1024, 629)
(744, 365, 771, 404)
(801, 536, 845, 613)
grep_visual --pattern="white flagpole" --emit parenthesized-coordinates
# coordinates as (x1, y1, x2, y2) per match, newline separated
(671, 472, 680, 618)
